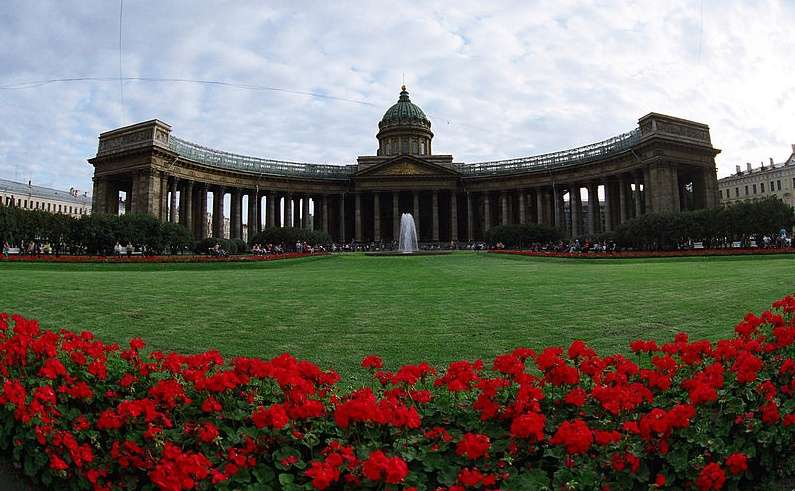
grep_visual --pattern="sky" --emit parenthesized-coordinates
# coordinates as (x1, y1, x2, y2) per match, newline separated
(1, 0, 794, 195)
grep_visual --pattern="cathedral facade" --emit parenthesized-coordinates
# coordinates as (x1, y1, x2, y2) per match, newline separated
(89, 87, 720, 242)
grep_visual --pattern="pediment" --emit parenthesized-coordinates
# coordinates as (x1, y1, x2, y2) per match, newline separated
(355, 155, 459, 178)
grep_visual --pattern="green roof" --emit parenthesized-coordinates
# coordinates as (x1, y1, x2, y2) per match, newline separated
(379, 86, 431, 129)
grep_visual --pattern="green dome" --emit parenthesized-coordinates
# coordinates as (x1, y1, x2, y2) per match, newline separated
(379, 86, 431, 130)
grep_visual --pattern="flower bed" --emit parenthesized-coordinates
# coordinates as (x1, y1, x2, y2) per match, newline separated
(491, 248, 795, 259)
(0, 252, 323, 263)
(1, 297, 795, 490)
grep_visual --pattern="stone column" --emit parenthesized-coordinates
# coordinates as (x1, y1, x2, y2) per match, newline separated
(138, 171, 160, 217)
(671, 169, 681, 213)
(500, 191, 508, 225)
(536, 188, 545, 225)
(450, 192, 458, 242)
(642, 167, 652, 214)
(128, 173, 139, 214)
(91, 176, 108, 214)
(432, 190, 439, 241)
(321, 195, 329, 233)
(301, 195, 309, 229)
(571, 185, 582, 238)
(483, 192, 491, 232)
(183, 181, 194, 234)
(354, 193, 362, 242)
(703, 166, 719, 209)
(518, 191, 526, 224)
(267, 192, 276, 228)
(413, 191, 420, 241)
(281, 193, 290, 227)
(178, 183, 187, 224)
(212, 187, 224, 238)
(588, 182, 599, 236)
(392, 192, 400, 241)
(169, 177, 179, 223)
(230, 189, 242, 239)
(106, 181, 120, 215)
(552, 187, 561, 229)
(159, 173, 168, 222)
(248, 190, 258, 240)
(197, 183, 208, 240)
(466, 192, 474, 241)
(373, 192, 381, 242)
(293, 196, 301, 228)
(603, 180, 613, 232)
(255, 194, 263, 233)
(633, 176, 642, 217)
(618, 177, 628, 224)
(338, 194, 346, 242)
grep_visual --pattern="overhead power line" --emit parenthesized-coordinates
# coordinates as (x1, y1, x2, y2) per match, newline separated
(0, 76, 379, 107)
(118, 0, 125, 124)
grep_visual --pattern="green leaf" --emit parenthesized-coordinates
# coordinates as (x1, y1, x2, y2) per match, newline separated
(278, 473, 295, 486)
(253, 465, 275, 483)
(505, 468, 551, 490)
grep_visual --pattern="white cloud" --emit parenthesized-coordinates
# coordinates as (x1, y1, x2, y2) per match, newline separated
(0, 0, 793, 195)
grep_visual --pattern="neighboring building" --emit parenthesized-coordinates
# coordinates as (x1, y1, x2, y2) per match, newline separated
(0, 178, 92, 217)
(718, 145, 795, 207)
(89, 87, 720, 242)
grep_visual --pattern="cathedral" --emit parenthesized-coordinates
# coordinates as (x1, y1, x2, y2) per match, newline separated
(90, 87, 720, 242)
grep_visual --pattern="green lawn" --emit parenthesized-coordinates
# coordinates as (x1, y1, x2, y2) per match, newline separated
(1, 253, 794, 381)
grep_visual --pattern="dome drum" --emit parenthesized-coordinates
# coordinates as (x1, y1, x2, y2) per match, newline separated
(376, 86, 434, 157)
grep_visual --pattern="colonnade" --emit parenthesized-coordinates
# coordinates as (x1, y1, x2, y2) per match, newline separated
(93, 163, 716, 242)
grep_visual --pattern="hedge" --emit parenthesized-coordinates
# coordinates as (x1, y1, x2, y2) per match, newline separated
(0, 206, 192, 255)
(484, 224, 562, 248)
(612, 198, 794, 250)
(195, 237, 248, 255)
(2, 296, 795, 490)
(250, 227, 332, 248)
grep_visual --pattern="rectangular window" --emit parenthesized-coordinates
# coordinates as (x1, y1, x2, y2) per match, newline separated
(752, 184, 757, 194)
(761, 183, 765, 193)
(719, 190, 723, 199)
(778, 180, 782, 190)
(771, 181, 775, 191)
(745, 185, 749, 195)
(23, 200, 27, 208)
(735, 187, 739, 197)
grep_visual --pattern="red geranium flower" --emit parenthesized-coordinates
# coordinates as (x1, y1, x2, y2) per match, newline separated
(696, 462, 726, 491)
(456, 433, 490, 460)
(551, 419, 593, 455)
(725, 452, 748, 475)
(361, 355, 383, 370)
(362, 450, 408, 484)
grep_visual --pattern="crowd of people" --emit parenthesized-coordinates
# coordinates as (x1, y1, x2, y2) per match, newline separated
(3, 233, 792, 258)
(113, 242, 141, 256)
(249, 241, 326, 256)
(2, 240, 58, 256)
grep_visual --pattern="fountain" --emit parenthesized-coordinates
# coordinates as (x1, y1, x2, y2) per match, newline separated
(364, 212, 452, 256)
(398, 213, 418, 253)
